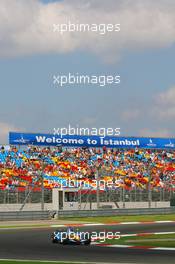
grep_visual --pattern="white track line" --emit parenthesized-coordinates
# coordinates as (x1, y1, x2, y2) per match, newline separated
(150, 247, 175, 251)
(120, 222, 140, 225)
(50, 221, 175, 228)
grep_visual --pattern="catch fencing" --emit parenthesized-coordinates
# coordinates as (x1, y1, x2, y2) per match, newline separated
(0, 207, 175, 221)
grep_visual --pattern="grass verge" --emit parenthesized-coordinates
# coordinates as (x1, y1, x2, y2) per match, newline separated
(0, 261, 87, 264)
(96, 233, 175, 247)
(59, 214, 175, 223)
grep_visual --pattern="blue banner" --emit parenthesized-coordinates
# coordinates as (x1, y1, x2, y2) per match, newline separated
(9, 132, 175, 149)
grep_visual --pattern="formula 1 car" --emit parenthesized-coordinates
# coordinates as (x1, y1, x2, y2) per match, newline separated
(51, 227, 91, 245)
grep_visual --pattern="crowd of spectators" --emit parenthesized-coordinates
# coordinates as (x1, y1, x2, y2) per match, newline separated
(0, 145, 174, 191)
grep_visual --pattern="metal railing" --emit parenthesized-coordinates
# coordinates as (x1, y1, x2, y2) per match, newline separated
(0, 211, 50, 221)
(56, 207, 175, 218)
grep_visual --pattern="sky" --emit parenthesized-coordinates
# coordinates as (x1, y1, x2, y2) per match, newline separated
(0, 0, 175, 143)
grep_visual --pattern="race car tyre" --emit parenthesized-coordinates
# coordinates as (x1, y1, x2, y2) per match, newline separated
(51, 238, 58, 243)
(84, 239, 91, 245)
(62, 238, 69, 245)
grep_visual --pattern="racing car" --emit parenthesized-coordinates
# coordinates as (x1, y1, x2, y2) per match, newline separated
(51, 227, 91, 245)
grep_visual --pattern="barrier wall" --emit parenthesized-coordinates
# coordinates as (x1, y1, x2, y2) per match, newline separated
(0, 202, 170, 211)
(56, 207, 175, 218)
(0, 203, 52, 211)
(0, 211, 50, 221)
(0, 205, 174, 221)
(81, 201, 170, 210)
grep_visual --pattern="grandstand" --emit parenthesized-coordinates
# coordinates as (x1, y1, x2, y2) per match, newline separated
(0, 141, 174, 210)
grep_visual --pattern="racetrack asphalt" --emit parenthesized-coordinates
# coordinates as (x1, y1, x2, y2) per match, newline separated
(0, 223, 175, 264)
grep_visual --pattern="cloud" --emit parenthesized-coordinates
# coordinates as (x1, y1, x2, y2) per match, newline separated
(118, 86, 175, 136)
(153, 86, 175, 119)
(0, 122, 22, 144)
(156, 86, 175, 105)
(125, 86, 175, 121)
(0, 0, 175, 60)
(139, 128, 173, 137)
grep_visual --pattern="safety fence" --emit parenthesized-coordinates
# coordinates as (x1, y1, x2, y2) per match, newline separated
(0, 189, 173, 204)
(0, 211, 50, 221)
(0, 207, 175, 221)
(56, 207, 175, 217)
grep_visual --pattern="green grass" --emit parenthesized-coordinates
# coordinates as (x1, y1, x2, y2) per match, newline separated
(0, 214, 175, 230)
(59, 214, 175, 223)
(0, 261, 88, 264)
(96, 233, 175, 247)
